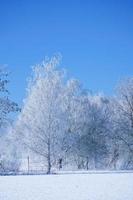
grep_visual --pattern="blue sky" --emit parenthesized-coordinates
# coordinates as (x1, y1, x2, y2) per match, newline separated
(0, 0, 133, 105)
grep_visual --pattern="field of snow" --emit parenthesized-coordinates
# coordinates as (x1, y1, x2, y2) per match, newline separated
(0, 172, 133, 200)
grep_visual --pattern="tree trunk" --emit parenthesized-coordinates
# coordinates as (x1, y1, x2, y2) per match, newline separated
(86, 157, 89, 170)
(59, 158, 63, 170)
(47, 139, 51, 174)
(47, 159, 51, 174)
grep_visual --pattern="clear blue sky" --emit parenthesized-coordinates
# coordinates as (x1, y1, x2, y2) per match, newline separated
(0, 0, 133, 105)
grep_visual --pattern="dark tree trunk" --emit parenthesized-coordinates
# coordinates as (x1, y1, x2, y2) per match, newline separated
(86, 157, 89, 170)
(47, 138, 51, 174)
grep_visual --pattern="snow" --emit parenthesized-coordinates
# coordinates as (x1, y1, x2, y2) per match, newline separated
(0, 172, 133, 200)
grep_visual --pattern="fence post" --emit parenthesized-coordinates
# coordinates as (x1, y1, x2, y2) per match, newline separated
(27, 156, 30, 174)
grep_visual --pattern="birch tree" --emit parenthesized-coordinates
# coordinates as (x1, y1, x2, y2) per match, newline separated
(15, 56, 87, 173)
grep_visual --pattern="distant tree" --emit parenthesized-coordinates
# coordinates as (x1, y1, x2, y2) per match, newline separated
(73, 94, 110, 170)
(112, 78, 133, 169)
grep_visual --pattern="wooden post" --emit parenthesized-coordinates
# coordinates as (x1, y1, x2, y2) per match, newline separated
(27, 156, 30, 174)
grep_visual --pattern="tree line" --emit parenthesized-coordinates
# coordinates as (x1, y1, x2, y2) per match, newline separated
(0, 56, 133, 174)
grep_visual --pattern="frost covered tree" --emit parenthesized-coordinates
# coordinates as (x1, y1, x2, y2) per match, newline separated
(111, 78, 133, 169)
(0, 67, 19, 127)
(15, 56, 87, 173)
(0, 66, 20, 174)
(73, 94, 111, 170)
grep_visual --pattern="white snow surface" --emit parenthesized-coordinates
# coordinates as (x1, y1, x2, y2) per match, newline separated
(0, 172, 133, 200)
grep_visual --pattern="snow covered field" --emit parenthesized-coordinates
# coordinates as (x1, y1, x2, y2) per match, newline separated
(0, 172, 133, 200)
